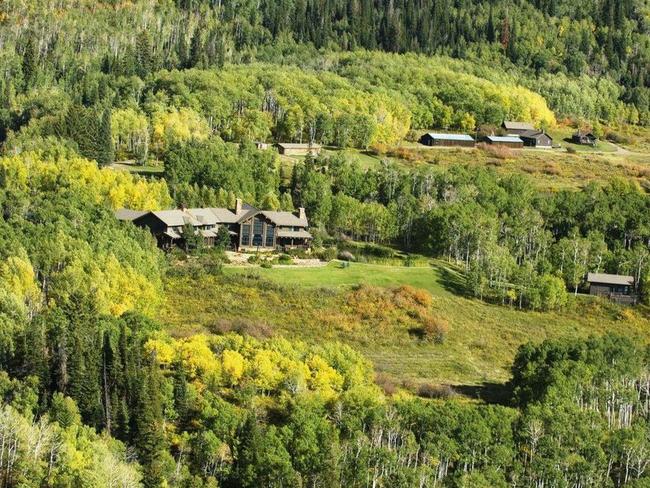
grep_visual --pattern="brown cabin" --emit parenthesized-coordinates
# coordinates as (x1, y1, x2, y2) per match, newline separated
(419, 132, 476, 148)
(572, 131, 597, 146)
(587, 273, 637, 305)
(519, 130, 553, 148)
(502, 121, 536, 135)
(485, 135, 524, 148)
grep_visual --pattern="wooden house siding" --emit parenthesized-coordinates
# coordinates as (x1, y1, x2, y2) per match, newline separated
(419, 133, 475, 147)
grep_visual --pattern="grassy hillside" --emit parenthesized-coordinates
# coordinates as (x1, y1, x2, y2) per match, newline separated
(161, 261, 650, 390)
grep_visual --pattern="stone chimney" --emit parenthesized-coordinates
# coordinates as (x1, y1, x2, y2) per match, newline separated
(235, 198, 242, 215)
(297, 207, 306, 220)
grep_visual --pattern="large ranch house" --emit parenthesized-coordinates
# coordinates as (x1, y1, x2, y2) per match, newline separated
(116, 200, 312, 251)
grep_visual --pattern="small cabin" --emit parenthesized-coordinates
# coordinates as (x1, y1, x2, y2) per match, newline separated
(519, 130, 553, 149)
(277, 143, 322, 156)
(485, 135, 524, 148)
(572, 131, 597, 146)
(502, 121, 536, 135)
(419, 132, 476, 148)
(586, 273, 637, 305)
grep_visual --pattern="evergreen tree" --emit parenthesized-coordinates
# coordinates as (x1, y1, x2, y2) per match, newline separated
(97, 108, 114, 167)
(21, 36, 37, 88)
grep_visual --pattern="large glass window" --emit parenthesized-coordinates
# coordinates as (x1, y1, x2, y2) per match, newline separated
(265, 225, 275, 247)
(252, 217, 264, 247)
(241, 223, 251, 246)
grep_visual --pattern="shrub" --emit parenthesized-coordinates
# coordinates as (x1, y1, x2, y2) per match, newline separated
(317, 247, 337, 261)
(542, 163, 561, 176)
(338, 250, 356, 261)
(211, 318, 273, 339)
(421, 315, 449, 344)
(277, 254, 293, 265)
(417, 382, 456, 399)
(375, 373, 398, 396)
(566, 146, 577, 154)
(260, 261, 273, 269)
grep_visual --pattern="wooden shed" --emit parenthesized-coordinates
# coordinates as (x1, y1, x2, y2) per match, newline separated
(419, 132, 475, 148)
(572, 131, 597, 146)
(502, 121, 536, 135)
(587, 273, 637, 305)
(485, 135, 524, 148)
(519, 130, 553, 148)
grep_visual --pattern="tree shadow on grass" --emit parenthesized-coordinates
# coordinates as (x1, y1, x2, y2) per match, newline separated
(452, 382, 512, 406)
(436, 264, 470, 297)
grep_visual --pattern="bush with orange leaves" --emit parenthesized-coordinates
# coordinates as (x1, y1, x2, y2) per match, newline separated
(421, 315, 450, 344)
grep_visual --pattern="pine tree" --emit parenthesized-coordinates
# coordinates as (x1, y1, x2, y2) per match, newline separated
(97, 108, 114, 167)
(21, 36, 38, 88)
(486, 4, 496, 43)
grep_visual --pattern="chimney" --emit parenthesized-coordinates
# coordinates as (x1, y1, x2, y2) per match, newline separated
(298, 207, 306, 220)
(235, 198, 242, 215)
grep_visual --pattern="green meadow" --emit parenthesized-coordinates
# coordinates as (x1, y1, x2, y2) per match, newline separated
(162, 261, 650, 390)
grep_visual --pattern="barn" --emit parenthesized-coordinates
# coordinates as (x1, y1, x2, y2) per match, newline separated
(519, 130, 553, 148)
(419, 133, 476, 148)
(502, 121, 536, 135)
(485, 135, 524, 148)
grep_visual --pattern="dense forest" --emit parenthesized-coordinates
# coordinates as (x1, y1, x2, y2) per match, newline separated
(0, 0, 649, 486)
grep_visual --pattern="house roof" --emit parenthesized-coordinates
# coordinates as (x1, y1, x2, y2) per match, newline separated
(128, 205, 309, 229)
(519, 130, 552, 140)
(164, 229, 182, 239)
(115, 209, 147, 221)
(503, 121, 535, 131)
(276, 229, 313, 239)
(261, 211, 309, 227)
(487, 136, 523, 143)
(425, 133, 474, 142)
(277, 143, 321, 150)
(205, 207, 239, 223)
(187, 208, 219, 226)
(574, 131, 596, 138)
(152, 210, 199, 227)
(587, 273, 634, 286)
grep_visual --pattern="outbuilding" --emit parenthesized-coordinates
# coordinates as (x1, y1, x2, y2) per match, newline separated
(519, 130, 553, 148)
(502, 121, 536, 135)
(586, 273, 637, 305)
(572, 131, 597, 146)
(419, 133, 475, 148)
(485, 135, 524, 148)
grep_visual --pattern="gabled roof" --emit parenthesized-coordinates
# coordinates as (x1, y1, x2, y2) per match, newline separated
(487, 135, 523, 143)
(587, 273, 634, 286)
(186, 208, 219, 226)
(115, 209, 147, 221)
(261, 211, 308, 227)
(151, 210, 199, 227)
(503, 121, 535, 131)
(519, 130, 552, 140)
(425, 133, 474, 142)
(205, 207, 239, 224)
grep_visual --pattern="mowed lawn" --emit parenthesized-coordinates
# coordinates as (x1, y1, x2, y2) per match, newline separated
(224, 261, 451, 294)
(162, 261, 650, 389)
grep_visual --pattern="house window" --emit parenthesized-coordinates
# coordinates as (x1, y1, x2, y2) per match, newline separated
(252, 217, 264, 247)
(242, 223, 251, 246)
(265, 225, 275, 247)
